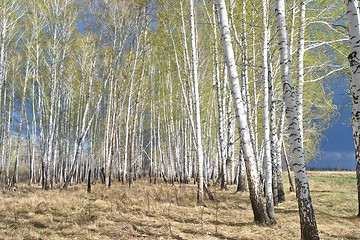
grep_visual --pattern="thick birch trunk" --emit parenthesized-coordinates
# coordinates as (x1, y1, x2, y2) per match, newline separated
(344, 0, 360, 218)
(275, 0, 319, 238)
(216, 0, 270, 224)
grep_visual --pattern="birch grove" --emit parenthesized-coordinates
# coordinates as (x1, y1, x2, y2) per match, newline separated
(0, 0, 355, 237)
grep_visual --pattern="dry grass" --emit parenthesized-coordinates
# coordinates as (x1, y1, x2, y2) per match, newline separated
(0, 171, 359, 239)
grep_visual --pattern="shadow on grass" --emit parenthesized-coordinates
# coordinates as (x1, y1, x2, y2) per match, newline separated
(274, 208, 298, 214)
(208, 219, 255, 228)
(132, 220, 165, 230)
(310, 190, 331, 193)
(211, 232, 246, 240)
(165, 214, 199, 225)
(344, 214, 360, 221)
(320, 230, 360, 240)
(131, 222, 187, 240)
(132, 223, 162, 238)
(315, 209, 349, 220)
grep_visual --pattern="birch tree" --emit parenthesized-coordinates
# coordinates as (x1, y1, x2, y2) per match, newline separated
(261, 0, 276, 223)
(216, 0, 271, 224)
(274, 0, 319, 238)
(190, 0, 204, 202)
(344, 0, 360, 218)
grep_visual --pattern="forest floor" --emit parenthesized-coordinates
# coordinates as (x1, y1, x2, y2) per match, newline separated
(0, 171, 359, 240)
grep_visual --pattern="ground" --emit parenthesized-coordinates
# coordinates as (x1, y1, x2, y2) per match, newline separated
(0, 171, 359, 239)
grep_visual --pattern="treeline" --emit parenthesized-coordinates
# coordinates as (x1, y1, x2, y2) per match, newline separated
(0, 0, 352, 238)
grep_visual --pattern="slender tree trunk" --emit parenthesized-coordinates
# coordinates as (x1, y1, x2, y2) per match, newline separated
(149, 101, 153, 182)
(129, 79, 142, 188)
(213, 4, 227, 190)
(275, 0, 319, 238)
(216, 0, 270, 224)
(261, 0, 276, 224)
(237, 147, 247, 192)
(268, 54, 280, 205)
(226, 104, 235, 185)
(190, 0, 204, 203)
(282, 140, 295, 192)
(239, 0, 257, 160)
(277, 101, 287, 198)
(297, 1, 306, 148)
(251, 9, 259, 170)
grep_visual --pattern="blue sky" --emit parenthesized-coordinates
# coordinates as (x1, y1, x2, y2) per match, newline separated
(306, 79, 356, 170)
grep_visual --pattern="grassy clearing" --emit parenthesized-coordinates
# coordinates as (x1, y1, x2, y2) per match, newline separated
(0, 171, 359, 239)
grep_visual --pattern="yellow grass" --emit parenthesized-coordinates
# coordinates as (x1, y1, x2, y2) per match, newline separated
(0, 171, 359, 239)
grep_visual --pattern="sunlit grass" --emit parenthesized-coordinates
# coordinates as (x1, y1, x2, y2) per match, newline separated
(0, 171, 358, 239)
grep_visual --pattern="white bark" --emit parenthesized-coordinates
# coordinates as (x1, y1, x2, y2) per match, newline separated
(239, 0, 257, 160)
(268, 55, 284, 204)
(344, 0, 360, 218)
(213, 3, 227, 190)
(262, 0, 276, 223)
(226, 106, 235, 184)
(275, 0, 319, 238)
(296, 1, 306, 149)
(190, 0, 204, 202)
(216, 0, 270, 224)
(251, 9, 260, 172)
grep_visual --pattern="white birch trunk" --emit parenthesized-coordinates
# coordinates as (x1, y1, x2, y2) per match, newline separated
(296, 1, 306, 148)
(129, 77, 142, 188)
(213, 4, 227, 189)
(275, 0, 319, 238)
(216, 0, 270, 224)
(251, 8, 260, 172)
(344, 0, 360, 218)
(190, 0, 204, 203)
(226, 103, 235, 184)
(268, 54, 282, 204)
(239, 0, 257, 161)
(262, 0, 276, 223)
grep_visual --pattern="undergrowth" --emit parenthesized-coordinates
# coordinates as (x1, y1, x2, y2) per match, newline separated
(0, 171, 358, 239)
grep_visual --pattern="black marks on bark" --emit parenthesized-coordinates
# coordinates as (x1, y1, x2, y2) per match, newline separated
(348, 51, 360, 73)
(292, 146, 302, 153)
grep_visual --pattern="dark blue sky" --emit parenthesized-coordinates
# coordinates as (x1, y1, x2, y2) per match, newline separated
(307, 79, 356, 170)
